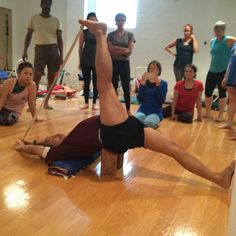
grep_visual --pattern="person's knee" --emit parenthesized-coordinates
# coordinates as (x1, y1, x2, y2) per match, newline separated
(0, 113, 18, 126)
(144, 115, 160, 129)
(33, 71, 43, 83)
(205, 88, 214, 97)
(135, 112, 146, 123)
(218, 89, 226, 99)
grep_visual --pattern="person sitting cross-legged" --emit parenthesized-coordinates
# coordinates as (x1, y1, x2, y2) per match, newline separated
(135, 60, 168, 129)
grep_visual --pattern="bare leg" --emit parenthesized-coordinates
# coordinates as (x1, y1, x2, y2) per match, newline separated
(144, 127, 235, 189)
(44, 72, 55, 110)
(220, 87, 236, 129)
(203, 96, 213, 118)
(79, 20, 128, 125)
(79, 20, 235, 189)
(228, 130, 236, 140)
(33, 71, 43, 91)
(215, 98, 226, 122)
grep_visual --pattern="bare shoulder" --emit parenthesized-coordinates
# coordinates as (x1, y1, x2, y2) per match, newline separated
(2, 78, 15, 87)
(28, 81, 36, 91)
(227, 36, 236, 46)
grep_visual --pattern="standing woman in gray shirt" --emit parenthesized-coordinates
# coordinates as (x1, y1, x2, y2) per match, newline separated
(107, 13, 136, 114)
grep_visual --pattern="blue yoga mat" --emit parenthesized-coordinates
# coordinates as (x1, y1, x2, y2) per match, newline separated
(48, 151, 101, 178)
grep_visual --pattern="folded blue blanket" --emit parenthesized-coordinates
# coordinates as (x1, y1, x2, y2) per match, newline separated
(48, 152, 101, 178)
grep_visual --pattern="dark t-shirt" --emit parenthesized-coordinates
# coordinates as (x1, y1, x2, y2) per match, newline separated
(46, 116, 102, 161)
(174, 38, 194, 70)
(81, 29, 96, 67)
(107, 31, 136, 61)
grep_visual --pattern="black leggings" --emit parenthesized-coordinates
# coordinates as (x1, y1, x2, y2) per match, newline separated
(112, 59, 131, 110)
(0, 107, 18, 125)
(163, 106, 193, 123)
(205, 70, 226, 98)
(81, 65, 98, 104)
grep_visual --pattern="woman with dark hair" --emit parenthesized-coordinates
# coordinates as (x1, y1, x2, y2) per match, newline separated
(79, 12, 98, 110)
(135, 60, 168, 129)
(164, 24, 199, 82)
(204, 21, 236, 121)
(169, 64, 203, 123)
(107, 13, 136, 114)
(0, 62, 43, 125)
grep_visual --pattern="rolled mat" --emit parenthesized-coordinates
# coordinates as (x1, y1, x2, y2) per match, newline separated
(48, 151, 101, 179)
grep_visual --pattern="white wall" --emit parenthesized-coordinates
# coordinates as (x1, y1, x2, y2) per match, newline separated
(1, 0, 236, 93)
(0, 0, 67, 68)
(131, 0, 236, 91)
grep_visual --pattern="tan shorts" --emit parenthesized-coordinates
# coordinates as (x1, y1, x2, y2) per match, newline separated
(34, 44, 59, 75)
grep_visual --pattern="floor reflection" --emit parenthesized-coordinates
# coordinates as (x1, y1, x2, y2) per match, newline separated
(4, 180, 30, 209)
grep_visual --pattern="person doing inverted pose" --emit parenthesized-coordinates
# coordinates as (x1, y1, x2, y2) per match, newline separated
(15, 20, 235, 190)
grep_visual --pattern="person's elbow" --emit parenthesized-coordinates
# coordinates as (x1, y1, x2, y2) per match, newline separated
(164, 45, 169, 51)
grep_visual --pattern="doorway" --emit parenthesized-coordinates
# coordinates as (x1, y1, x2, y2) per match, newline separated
(0, 7, 12, 70)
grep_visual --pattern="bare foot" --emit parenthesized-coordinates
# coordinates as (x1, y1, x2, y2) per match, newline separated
(44, 104, 53, 110)
(79, 19, 107, 34)
(203, 113, 211, 119)
(214, 117, 224, 123)
(228, 134, 236, 141)
(13, 140, 25, 151)
(92, 104, 99, 110)
(219, 122, 233, 129)
(217, 161, 235, 190)
(80, 104, 89, 109)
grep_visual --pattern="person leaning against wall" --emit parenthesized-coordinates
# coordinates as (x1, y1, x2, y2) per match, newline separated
(107, 13, 136, 115)
(203, 21, 236, 122)
(22, 0, 63, 110)
(164, 24, 199, 82)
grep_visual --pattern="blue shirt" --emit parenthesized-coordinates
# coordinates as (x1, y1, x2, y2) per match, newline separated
(209, 35, 231, 73)
(137, 80, 168, 118)
(227, 42, 236, 86)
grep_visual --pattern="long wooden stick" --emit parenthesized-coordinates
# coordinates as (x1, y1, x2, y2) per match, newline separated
(22, 27, 83, 141)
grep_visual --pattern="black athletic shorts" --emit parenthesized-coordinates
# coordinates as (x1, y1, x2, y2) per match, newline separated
(205, 70, 226, 98)
(100, 116, 145, 154)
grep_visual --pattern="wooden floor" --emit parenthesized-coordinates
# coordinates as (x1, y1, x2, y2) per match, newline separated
(0, 97, 235, 236)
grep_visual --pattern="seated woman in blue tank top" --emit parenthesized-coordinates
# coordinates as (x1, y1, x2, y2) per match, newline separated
(135, 60, 168, 129)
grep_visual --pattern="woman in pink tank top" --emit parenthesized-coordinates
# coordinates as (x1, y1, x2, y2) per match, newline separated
(0, 62, 43, 125)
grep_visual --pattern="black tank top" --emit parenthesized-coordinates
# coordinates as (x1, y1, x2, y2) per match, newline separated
(174, 38, 194, 70)
(81, 29, 96, 67)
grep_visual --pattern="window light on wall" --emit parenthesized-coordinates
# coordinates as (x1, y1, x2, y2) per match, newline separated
(84, 0, 138, 29)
